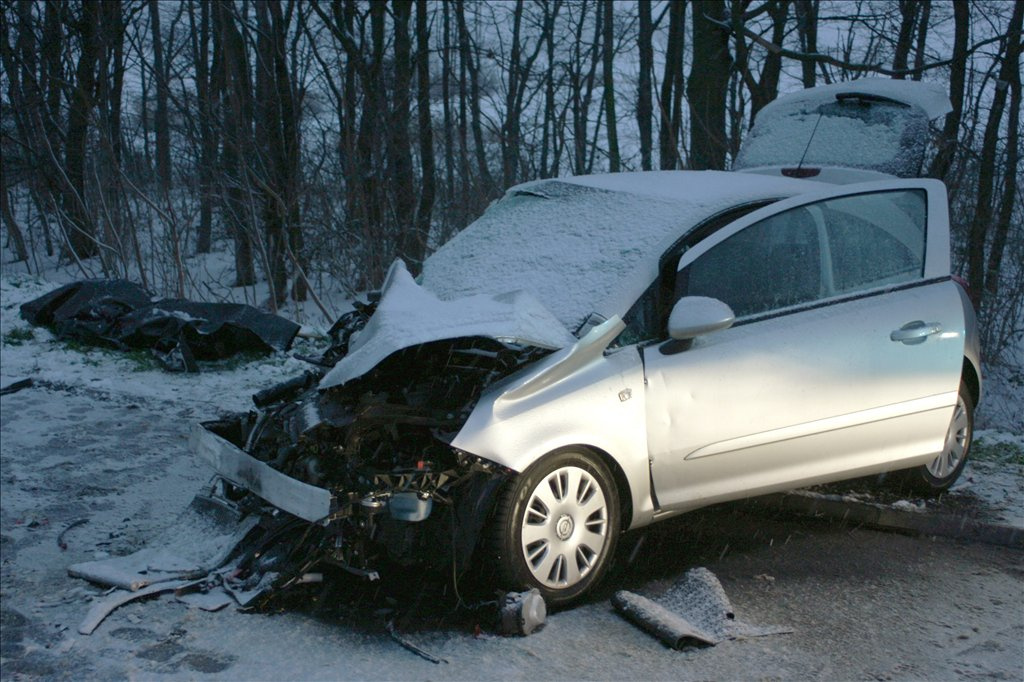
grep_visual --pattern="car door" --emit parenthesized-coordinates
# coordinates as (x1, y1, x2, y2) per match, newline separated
(643, 179, 965, 513)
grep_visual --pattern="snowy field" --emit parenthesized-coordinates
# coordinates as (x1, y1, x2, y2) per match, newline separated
(2, 271, 1022, 680)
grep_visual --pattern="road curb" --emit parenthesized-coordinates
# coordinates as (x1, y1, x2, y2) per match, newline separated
(745, 492, 1024, 549)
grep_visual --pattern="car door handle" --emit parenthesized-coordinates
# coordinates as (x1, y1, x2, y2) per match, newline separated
(890, 320, 942, 344)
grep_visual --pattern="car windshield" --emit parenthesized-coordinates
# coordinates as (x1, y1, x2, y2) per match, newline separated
(421, 181, 690, 330)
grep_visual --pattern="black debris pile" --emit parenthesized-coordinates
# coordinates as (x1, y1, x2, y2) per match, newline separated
(20, 279, 301, 372)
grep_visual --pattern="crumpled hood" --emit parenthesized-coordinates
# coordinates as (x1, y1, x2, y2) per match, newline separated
(319, 261, 576, 389)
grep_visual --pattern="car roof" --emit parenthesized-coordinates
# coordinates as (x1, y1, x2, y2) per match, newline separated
(514, 170, 827, 204)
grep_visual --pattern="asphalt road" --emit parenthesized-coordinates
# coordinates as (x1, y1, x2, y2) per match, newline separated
(2, 385, 1022, 680)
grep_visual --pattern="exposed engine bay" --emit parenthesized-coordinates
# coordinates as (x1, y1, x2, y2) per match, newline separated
(194, 303, 552, 602)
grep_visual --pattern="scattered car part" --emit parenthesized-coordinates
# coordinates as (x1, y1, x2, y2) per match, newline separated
(57, 518, 89, 551)
(498, 589, 547, 636)
(0, 378, 34, 396)
(20, 279, 300, 370)
(612, 590, 718, 648)
(386, 620, 447, 664)
(69, 495, 258, 593)
(612, 568, 792, 648)
(78, 580, 199, 635)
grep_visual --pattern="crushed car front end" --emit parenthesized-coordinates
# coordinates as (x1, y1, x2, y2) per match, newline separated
(191, 331, 553, 592)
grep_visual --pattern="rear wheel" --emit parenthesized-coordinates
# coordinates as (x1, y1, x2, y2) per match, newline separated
(901, 380, 973, 495)
(489, 449, 620, 606)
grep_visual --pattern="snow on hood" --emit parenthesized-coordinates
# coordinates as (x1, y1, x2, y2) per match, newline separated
(319, 261, 574, 388)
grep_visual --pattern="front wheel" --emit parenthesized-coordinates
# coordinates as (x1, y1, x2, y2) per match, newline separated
(901, 380, 974, 495)
(488, 450, 620, 606)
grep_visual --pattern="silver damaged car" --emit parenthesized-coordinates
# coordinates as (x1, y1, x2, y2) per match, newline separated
(192, 79, 981, 605)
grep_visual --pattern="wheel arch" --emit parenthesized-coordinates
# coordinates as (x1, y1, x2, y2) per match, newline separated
(567, 444, 635, 533)
(962, 357, 980, 408)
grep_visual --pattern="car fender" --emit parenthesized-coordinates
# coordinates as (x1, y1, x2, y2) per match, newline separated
(451, 338, 654, 530)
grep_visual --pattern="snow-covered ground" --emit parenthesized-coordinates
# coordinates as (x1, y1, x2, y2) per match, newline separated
(2, 271, 1022, 680)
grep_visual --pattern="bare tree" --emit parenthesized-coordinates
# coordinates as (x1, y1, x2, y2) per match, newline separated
(602, 0, 620, 172)
(637, 0, 654, 170)
(687, 0, 732, 169)
(659, 0, 685, 169)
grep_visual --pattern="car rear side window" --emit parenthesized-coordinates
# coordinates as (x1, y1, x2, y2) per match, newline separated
(821, 190, 926, 294)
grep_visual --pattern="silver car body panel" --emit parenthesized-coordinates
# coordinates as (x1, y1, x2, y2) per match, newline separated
(191, 423, 332, 522)
(642, 282, 964, 513)
(451, 328, 655, 529)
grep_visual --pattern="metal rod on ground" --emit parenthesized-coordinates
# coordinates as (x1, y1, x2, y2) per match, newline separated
(385, 620, 446, 664)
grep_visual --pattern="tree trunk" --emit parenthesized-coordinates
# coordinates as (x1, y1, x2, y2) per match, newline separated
(191, 0, 216, 254)
(390, 1, 418, 269)
(540, 0, 558, 178)
(637, 0, 654, 170)
(911, 0, 930, 80)
(891, 0, 918, 78)
(749, 0, 788, 120)
(502, 0, 524, 188)
(602, 0, 620, 172)
(63, 0, 101, 259)
(149, 0, 172, 195)
(659, 0, 685, 169)
(687, 0, 731, 170)
(215, 1, 256, 287)
(928, 0, 968, 180)
(456, 0, 496, 198)
(1, 189, 29, 264)
(441, 1, 455, 233)
(411, 0, 436, 269)
(982, 2, 1022, 300)
(794, 0, 818, 88)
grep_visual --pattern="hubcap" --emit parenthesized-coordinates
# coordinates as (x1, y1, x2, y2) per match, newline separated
(520, 465, 608, 589)
(556, 514, 574, 540)
(926, 395, 970, 479)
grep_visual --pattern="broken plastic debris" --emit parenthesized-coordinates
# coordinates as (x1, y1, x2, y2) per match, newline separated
(498, 589, 547, 636)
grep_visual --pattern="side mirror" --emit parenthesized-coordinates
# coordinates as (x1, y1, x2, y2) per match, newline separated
(667, 296, 735, 340)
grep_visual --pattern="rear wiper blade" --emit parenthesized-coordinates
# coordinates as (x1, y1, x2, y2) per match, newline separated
(835, 92, 910, 108)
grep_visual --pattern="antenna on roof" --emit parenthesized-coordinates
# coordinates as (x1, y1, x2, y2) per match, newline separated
(796, 111, 824, 172)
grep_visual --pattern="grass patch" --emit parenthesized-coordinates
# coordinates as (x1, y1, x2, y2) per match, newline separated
(2, 327, 35, 345)
(972, 437, 1024, 465)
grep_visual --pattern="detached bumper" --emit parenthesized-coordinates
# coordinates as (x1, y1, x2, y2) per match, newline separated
(190, 423, 332, 523)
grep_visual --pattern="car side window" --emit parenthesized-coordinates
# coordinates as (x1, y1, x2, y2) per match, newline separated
(677, 189, 927, 321)
(680, 206, 822, 318)
(821, 190, 926, 293)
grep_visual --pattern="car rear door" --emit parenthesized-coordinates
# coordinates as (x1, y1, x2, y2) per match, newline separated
(643, 179, 965, 512)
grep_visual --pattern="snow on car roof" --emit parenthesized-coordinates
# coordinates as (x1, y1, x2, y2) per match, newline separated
(421, 171, 821, 330)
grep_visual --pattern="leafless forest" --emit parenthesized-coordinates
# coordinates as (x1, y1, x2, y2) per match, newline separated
(1, 0, 1021, 360)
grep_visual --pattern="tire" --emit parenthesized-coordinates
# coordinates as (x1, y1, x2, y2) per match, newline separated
(902, 380, 974, 495)
(489, 449, 620, 606)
